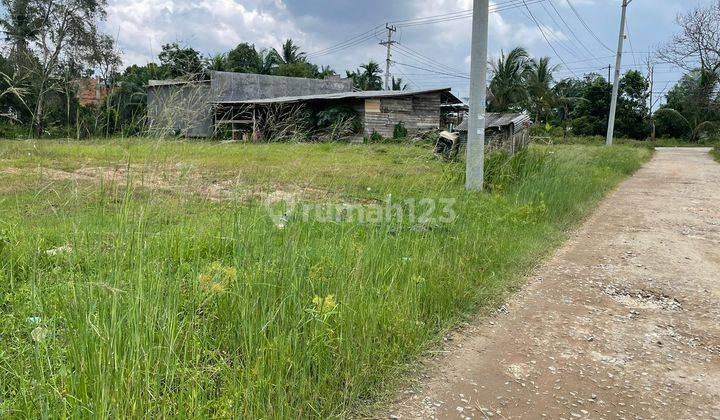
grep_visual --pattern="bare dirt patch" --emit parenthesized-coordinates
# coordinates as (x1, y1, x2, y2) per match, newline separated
(2, 164, 337, 203)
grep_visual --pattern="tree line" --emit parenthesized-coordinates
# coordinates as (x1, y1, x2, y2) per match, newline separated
(0, 0, 401, 138)
(487, 2, 720, 142)
(486, 46, 651, 139)
(0, 0, 718, 141)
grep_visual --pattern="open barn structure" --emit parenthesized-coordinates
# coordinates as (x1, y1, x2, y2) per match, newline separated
(147, 71, 463, 141)
(213, 88, 463, 141)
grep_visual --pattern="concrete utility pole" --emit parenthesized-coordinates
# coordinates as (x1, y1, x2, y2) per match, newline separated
(380, 24, 397, 90)
(606, 0, 632, 146)
(648, 64, 656, 140)
(466, 0, 490, 191)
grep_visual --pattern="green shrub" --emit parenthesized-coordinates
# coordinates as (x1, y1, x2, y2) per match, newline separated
(393, 122, 408, 139)
(315, 106, 361, 133)
(369, 131, 383, 143)
(0, 122, 30, 139)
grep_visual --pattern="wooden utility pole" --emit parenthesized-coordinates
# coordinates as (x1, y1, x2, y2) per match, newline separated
(380, 24, 397, 90)
(606, 0, 632, 146)
(466, 0, 489, 191)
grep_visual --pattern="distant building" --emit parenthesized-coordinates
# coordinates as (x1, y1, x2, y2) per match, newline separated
(215, 88, 463, 140)
(147, 71, 462, 140)
(147, 71, 354, 138)
(75, 78, 109, 107)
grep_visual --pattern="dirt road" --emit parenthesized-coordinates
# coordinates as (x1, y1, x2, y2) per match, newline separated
(387, 148, 720, 419)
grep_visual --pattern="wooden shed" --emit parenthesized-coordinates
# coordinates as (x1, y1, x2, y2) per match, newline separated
(213, 88, 463, 140)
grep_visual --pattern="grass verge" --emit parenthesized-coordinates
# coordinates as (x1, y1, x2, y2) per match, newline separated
(544, 135, 719, 149)
(0, 140, 651, 417)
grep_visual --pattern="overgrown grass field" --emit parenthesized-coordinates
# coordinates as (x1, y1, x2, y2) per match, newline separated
(0, 139, 651, 417)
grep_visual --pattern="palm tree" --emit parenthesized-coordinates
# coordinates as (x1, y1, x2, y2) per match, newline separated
(488, 47, 532, 112)
(257, 49, 279, 74)
(206, 53, 228, 71)
(317, 65, 336, 79)
(360, 61, 383, 90)
(272, 39, 306, 65)
(0, 0, 40, 68)
(550, 78, 586, 139)
(654, 108, 719, 142)
(526, 57, 559, 122)
(391, 76, 408, 91)
(346, 60, 383, 90)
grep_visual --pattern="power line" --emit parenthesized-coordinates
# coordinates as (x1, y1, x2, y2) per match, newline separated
(306, 25, 384, 58)
(520, 0, 577, 77)
(392, 67, 421, 90)
(625, 19, 639, 69)
(394, 43, 469, 75)
(390, 0, 549, 28)
(391, 61, 471, 79)
(306, 0, 545, 59)
(565, 0, 614, 53)
(547, 0, 604, 65)
(539, 1, 586, 60)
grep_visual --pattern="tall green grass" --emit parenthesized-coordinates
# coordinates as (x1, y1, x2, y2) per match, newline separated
(0, 141, 650, 417)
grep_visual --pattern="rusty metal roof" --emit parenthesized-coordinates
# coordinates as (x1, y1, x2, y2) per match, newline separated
(211, 88, 463, 105)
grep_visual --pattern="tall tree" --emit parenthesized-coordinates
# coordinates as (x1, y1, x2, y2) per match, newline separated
(526, 57, 558, 122)
(616, 70, 650, 139)
(659, 2, 720, 114)
(346, 60, 383, 91)
(488, 47, 531, 112)
(272, 39, 306, 65)
(391, 76, 408, 91)
(6, 0, 115, 136)
(206, 53, 229, 72)
(226, 42, 265, 73)
(570, 74, 613, 136)
(158, 43, 204, 78)
(655, 70, 720, 141)
(0, 0, 40, 67)
(550, 78, 585, 138)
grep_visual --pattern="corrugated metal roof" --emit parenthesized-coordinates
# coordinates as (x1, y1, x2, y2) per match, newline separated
(456, 113, 532, 132)
(211, 88, 462, 105)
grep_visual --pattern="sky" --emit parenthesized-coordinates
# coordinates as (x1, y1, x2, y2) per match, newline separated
(104, 0, 713, 107)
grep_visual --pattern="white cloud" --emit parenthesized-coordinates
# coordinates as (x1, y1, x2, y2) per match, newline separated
(105, 0, 308, 66)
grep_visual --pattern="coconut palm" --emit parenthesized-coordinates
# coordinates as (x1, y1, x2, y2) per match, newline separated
(654, 108, 719, 142)
(360, 61, 383, 90)
(550, 78, 586, 139)
(206, 53, 228, 71)
(391, 76, 408, 91)
(0, 0, 41, 66)
(272, 39, 307, 65)
(488, 47, 532, 112)
(346, 60, 383, 91)
(526, 57, 559, 122)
